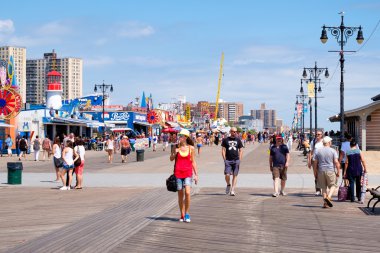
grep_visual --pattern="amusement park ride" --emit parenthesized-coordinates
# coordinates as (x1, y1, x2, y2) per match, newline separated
(214, 52, 224, 121)
(0, 58, 23, 120)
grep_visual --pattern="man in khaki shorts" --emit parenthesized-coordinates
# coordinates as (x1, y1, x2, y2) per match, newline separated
(313, 136, 340, 208)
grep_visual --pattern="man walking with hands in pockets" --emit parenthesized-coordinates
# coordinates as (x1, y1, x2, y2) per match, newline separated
(269, 135, 290, 197)
(222, 127, 243, 196)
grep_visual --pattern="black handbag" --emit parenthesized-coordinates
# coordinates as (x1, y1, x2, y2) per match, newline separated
(54, 157, 64, 168)
(166, 150, 178, 192)
(73, 148, 82, 167)
(166, 174, 177, 192)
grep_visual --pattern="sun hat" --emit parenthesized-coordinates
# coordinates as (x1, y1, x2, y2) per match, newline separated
(123, 135, 128, 139)
(179, 129, 190, 137)
(322, 136, 332, 144)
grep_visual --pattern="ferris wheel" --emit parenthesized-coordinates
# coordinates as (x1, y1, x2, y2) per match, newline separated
(0, 87, 22, 119)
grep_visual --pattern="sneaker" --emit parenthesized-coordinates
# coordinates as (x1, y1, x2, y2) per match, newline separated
(272, 193, 279, 197)
(184, 213, 191, 223)
(280, 191, 287, 196)
(315, 191, 321, 196)
(324, 197, 333, 207)
(67, 187, 71, 191)
(59, 186, 67, 190)
(230, 191, 235, 196)
(179, 215, 184, 222)
(225, 185, 231, 195)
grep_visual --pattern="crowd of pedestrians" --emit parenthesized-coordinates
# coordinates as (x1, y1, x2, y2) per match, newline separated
(0, 127, 369, 221)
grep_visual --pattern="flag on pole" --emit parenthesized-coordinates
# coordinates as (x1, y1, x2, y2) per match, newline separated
(141, 91, 147, 108)
(308, 82, 315, 98)
(7, 55, 14, 85)
(0, 59, 6, 85)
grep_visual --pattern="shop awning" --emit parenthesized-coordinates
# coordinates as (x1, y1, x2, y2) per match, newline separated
(110, 127, 133, 132)
(45, 117, 106, 127)
(165, 121, 179, 128)
(133, 121, 151, 127)
(0, 122, 14, 128)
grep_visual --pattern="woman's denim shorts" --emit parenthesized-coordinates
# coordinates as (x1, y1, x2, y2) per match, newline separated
(63, 164, 74, 170)
(176, 177, 192, 191)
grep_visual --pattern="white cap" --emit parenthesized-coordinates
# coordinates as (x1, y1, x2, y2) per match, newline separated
(323, 136, 332, 144)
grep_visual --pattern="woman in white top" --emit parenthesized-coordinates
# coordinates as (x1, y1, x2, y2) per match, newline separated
(59, 140, 79, 190)
(52, 137, 62, 181)
(74, 138, 86, 189)
(106, 135, 115, 163)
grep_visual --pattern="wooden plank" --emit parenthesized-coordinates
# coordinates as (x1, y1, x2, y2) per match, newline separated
(111, 188, 380, 253)
(6, 189, 177, 253)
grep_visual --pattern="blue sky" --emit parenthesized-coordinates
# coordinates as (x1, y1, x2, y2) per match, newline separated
(1, 0, 380, 130)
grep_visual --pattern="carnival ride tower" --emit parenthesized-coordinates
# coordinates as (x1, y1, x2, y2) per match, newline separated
(46, 70, 62, 110)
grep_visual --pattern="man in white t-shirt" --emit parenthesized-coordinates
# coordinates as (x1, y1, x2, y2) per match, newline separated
(308, 130, 324, 195)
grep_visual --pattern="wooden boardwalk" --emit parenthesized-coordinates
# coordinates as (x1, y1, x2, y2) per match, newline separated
(112, 188, 379, 253)
(3, 187, 378, 253)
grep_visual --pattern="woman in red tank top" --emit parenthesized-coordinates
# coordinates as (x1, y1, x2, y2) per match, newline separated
(170, 129, 198, 223)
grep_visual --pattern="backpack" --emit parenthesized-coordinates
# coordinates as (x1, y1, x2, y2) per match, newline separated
(19, 139, 27, 150)
(33, 139, 40, 150)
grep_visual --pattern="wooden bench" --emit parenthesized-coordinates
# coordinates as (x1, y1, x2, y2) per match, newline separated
(367, 186, 380, 212)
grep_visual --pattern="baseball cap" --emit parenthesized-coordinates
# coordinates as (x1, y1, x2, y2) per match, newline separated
(322, 136, 332, 144)
(276, 135, 283, 139)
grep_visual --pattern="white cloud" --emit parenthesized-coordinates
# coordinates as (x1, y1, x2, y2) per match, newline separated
(232, 45, 307, 66)
(121, 56, 172, 67)
(94, 38, 108, 46)
(116, 22, 155, 38)
(8, 35, 60, 47)
(36, 21, 71, 36)
(84, 56, 115, 67)
(0, 19, 14, 33)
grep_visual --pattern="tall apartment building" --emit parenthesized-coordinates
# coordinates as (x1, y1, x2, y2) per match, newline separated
(250, 103, 277, 129)
(26, 50, 83, 104)
(210, 101, 244, 123)
(0, 46, 27, 102)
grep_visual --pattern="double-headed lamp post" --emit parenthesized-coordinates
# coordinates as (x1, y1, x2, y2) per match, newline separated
(320, 12, 364, 143)
(302, 62, 329, 137)
(94, 81, 114, 124)
(298, 80, 310, 139)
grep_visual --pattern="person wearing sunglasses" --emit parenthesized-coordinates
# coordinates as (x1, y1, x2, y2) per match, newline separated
(221, 127, 243, 196)
(170, 129, 198, 223)
(269, 135, 290, 197)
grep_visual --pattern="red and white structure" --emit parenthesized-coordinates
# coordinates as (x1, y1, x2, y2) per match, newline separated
(46, 70, 63, 110)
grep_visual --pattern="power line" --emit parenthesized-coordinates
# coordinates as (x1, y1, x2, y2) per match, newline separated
(356, 18, 380, 52)
(322, 61, 339, 89)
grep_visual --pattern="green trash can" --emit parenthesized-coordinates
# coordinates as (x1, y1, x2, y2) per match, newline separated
(8, 162, 23, 184)
(136, 149, 145, 162)
(131, 143, 135, 152)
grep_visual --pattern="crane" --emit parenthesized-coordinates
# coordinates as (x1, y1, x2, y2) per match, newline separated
(214, 52, 224, 120)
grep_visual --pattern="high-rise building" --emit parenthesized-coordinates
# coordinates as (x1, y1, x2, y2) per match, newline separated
(26, 50, 83, 104)
(250, 103, 277, 129)
(210, 101, 244, 123)
(0, 46, 27, 102)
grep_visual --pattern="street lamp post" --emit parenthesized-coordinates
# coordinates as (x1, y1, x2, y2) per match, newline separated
(308, 98, 312, 142)
(296, 87, 308, 140)
(302, 62, 329, 137)
(320, 12, 364, 143)
(94, 81, 114, 125)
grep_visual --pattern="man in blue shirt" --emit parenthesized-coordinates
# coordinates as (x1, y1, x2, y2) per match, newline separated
(269, 135, 290, 197)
